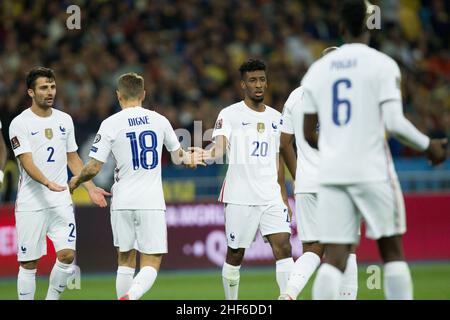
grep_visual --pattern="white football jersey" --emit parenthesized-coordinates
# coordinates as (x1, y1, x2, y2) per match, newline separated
(89, 107, 180, 210)
(212, 101, 283, 205)
(9, 108, 78, 211)
(301, 43, 402, 184)
(282, 86, 319, 193)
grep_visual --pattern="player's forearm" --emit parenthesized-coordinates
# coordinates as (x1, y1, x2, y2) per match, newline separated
(280, 141, 297, 179)
(76, 159, 102, 186)
(277, 155, 289, 203)
(0, 136, 7, 171)
(170, 148, 190, 165)
(303, 114, 319, 149)
(67, 153, 97, 191)
(382, 100, 430, 151)
(18, 154, 51, 187)
(0, 137, 6, 184)
(206, 136, 227, 161)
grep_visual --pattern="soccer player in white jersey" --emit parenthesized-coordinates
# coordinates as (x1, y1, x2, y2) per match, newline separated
(8, 67, 111, 300)
(0, 119, 7, 189)
(279, 47, 358, 300)
(69, 73, 204, 300)
(201, 59, 293, 300)
(300, 0, 447, 300)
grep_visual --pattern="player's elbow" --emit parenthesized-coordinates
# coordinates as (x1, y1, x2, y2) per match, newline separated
(384, 115, 405, 138)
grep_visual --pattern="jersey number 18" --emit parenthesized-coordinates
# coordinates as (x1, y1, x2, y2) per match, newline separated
(126, 131, 158, 170)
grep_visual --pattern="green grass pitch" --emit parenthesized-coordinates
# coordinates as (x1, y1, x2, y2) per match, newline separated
(1, 263, 449, 300)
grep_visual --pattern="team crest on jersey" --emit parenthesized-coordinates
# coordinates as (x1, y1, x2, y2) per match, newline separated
(215, 119, 223, 129)
(45, 128, 53, 140)
(257, 122, 265, 133)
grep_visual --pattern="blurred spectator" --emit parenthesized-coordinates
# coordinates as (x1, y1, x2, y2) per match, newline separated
(0, 0, 448, 164)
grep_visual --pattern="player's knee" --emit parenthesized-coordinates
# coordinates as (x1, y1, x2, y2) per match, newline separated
(303, 242, 324, 257)
(20, 260, 38, 270)
(272, 241, 292, 260)
(226, 248, 245, 265)
(118, 250, 136, 267)
(377, 236, 405, 262)
(57, 250, 75, 264)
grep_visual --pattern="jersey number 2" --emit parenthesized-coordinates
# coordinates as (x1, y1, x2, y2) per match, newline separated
(126, 131, 158, 170)
(47, 147, 55, 162)
(332, 79, 352, 126)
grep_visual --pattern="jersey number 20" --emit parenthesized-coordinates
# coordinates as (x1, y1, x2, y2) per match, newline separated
(332, 79, 352, 126)
(126, 131, 158, 170)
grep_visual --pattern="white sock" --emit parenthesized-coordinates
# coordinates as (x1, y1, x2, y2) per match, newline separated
(285, 252, 321, 299)
(384, 261, 413, 300)
(276, 257, 294, 295)
(116, 266, 135, 299)
(46, 259, 73, 300)
(18, 267, 36, 300)
(126, 266, 158, 300)
(222, 262, 240, 300)
(312, 263, 343, 300)
(338, 253, 358, 300)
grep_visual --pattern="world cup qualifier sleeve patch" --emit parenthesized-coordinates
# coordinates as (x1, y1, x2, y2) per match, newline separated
(10, 136, 20, 149)
(215, 119, 223, 129)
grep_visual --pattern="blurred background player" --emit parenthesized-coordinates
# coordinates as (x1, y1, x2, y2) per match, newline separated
(69, 72, 204, 300)
(0, 119, 6, 189)
(279, 47, 358, 300)
(8, 67, 110, 300)
(300, 0, 448, 300)
(201, 59, 293, 299)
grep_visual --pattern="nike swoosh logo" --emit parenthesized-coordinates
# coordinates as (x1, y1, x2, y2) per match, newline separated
(242, 122, 251, 126)
(59, 285, 66, 289)
(68, 239, 75, 242)
(31, 132, 38, 135)
(19, 292, 31, 296)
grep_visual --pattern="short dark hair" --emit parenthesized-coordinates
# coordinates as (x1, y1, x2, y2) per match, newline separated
(339, 0, 367, 38)
(26, 67, 56, 89)
(321, 46, 339, 57)
(239, 59, 266, 78)
(117, 73, 144, 100)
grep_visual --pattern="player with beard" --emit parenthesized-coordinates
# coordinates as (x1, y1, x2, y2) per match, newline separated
(9, 67, 110, 300)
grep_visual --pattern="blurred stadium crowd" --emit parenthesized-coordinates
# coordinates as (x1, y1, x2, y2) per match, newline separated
(0, 0, 449, 162)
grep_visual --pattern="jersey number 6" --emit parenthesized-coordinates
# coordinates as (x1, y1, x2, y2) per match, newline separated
(332, 78, 352, 126)
(126, 131, 158, 170)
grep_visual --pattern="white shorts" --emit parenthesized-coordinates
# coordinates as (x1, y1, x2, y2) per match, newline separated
(15, 205, 76, 262)
(316, 179, 406, 244)
(295, 193, 319, 242)
(111, 210, 167, 255)
(224, 202, 291, 249)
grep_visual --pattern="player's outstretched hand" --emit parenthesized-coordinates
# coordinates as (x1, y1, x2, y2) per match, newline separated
(426, 138, 448, 166)
(188, 147, 214, 162)
(186, 147, 207, 168)
(46, 181, 67, 192)
(68, 176, 80, 194)
(88, 187, 111, 208)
